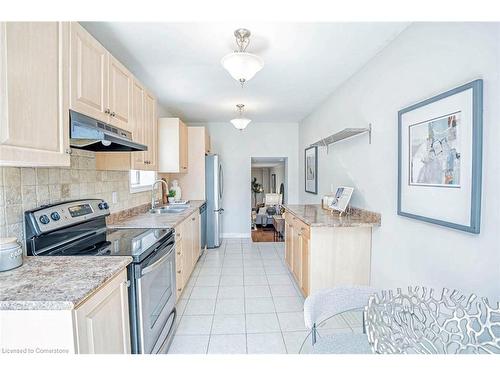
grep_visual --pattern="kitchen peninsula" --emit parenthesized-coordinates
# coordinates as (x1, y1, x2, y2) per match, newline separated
(283, 204, 381, 296)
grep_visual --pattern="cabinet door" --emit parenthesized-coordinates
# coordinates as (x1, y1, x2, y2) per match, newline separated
(300, 232, 310, 297)
(191, 213, 201, 267)
(69, 22, 108, 122)
(74, 270, 131, 354)
(143, 91, 157, 171)
(204, 127, 211, 155)
(179, 120, 189, 173)
(0, 22, 70, 167)
(174, 230, 184, 300)
(181, 220, 193, 287)
(131, 80, 146, 169)
(292, 230, 302, 285)
(108, 55, 132, 132)
(284, 222, 293, 269)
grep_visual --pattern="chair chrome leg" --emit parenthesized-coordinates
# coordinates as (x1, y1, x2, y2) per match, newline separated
(362, 310, 366, 334)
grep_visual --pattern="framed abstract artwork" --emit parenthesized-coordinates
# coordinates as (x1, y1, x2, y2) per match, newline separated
(398, 79, 483, 233)
(305, 146, 318, 194)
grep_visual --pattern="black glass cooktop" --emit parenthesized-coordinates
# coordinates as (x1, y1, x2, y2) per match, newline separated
(104, 228, 170, 262)
(33, 226, 171, 263)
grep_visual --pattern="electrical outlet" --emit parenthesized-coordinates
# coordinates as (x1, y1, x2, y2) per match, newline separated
(112, 191, 118, 204)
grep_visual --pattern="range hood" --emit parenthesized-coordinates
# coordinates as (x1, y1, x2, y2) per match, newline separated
(69, 110, 147, 152)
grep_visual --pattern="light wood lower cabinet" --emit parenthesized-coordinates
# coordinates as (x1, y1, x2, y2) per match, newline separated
(174, 210, 201, 301)
(0, 22, 71, 167)
(284, 211, 371, 297)
(0, 269, 131, 354)
(73, 269, 130, 354)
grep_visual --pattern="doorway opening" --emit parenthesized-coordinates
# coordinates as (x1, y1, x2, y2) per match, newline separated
(250, 157, 287, 243)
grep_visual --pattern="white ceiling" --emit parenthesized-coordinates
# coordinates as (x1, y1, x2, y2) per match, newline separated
(81, 22, 409, 123)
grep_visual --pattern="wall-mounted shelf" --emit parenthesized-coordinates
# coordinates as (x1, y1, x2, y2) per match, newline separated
(310, 124, 372, 152)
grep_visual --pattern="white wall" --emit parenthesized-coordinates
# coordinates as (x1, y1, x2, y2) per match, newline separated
(270, 164, 285, 195)
(192, 122, 299, 237)
(298, 23, 500, 298)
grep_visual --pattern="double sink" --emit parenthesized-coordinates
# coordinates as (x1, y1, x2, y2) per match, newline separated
(149, 204, 191, 215)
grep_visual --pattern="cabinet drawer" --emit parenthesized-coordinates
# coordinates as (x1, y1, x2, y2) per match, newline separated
(290, 216, 310, 239)
(297, 221, 310, 239)
(175, 272, 183, 300)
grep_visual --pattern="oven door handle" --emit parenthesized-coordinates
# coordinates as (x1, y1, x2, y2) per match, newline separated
(141, 246, 174, 276)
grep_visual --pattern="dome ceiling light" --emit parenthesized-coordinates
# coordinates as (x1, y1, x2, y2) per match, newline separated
(221, 28, 264, 86)
(230, 104, 251, 130)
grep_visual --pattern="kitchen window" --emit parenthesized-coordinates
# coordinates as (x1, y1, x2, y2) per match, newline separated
(130, 170, 157, 193)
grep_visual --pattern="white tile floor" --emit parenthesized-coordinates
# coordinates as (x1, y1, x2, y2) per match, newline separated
(168, 238, 363, 354)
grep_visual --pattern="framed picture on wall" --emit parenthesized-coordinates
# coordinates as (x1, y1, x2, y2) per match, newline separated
(305, 146, 318, 194)
(398, 79, 483, 233)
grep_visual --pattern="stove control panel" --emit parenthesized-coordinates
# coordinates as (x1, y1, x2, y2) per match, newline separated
(25, 199, 110, 235)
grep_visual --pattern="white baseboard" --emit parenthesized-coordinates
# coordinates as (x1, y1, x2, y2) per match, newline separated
(222, 233, 251, 239)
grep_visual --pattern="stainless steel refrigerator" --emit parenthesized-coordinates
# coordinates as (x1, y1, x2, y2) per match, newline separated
(205, 154, 224, 248)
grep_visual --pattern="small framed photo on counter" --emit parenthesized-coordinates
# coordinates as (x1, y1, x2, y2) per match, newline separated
(330, 186, 354, 213)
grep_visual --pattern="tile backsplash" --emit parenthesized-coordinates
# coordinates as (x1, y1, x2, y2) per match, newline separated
(0, 149, 154, 244)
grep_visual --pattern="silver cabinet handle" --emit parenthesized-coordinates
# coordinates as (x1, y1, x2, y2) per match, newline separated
(105, 108, 110, 114)
(111, 112, 116, 117)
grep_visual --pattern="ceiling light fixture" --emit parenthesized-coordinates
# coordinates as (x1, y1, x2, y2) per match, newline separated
(221, 28, 264, 86)
(230, 104, 251, 130)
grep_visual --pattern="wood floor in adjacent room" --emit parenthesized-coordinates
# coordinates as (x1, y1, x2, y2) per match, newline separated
(251, 226, 280, 243)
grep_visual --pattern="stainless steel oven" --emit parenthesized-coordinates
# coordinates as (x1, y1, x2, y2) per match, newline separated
(24, 199, 178, 354)
(133, 234, 176, 354)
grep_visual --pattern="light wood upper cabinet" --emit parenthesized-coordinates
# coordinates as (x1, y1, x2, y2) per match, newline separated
(160, 126, 210, 200)
(69, 22, 108, 123)
(142, 90, 157, 171)
(70, 22, 133, 133)
(204, 127, 212, 155)
(158, 118, 189, 173)
(131, 80, 146, 169)
(0, 22, 70, 167)
(108, 55, 133, 132)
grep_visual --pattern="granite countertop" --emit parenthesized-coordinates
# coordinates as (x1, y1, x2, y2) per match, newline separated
(284, 204, 381, 228)
(0, 256, 131, 310)
(107, 200, 206, 230)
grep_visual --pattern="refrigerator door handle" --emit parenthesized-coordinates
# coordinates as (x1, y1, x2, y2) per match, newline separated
(219, 164, 223, 200)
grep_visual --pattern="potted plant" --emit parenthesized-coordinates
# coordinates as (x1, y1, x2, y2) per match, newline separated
(251, 177, 264, 208)
(168, 189, 176, 203)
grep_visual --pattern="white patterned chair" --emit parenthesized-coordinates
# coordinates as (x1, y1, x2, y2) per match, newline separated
(302, 286, 379, 354)
(365, 287, 500, 354)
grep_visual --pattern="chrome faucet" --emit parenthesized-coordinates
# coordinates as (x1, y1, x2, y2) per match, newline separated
(151, 179, 169, 209)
